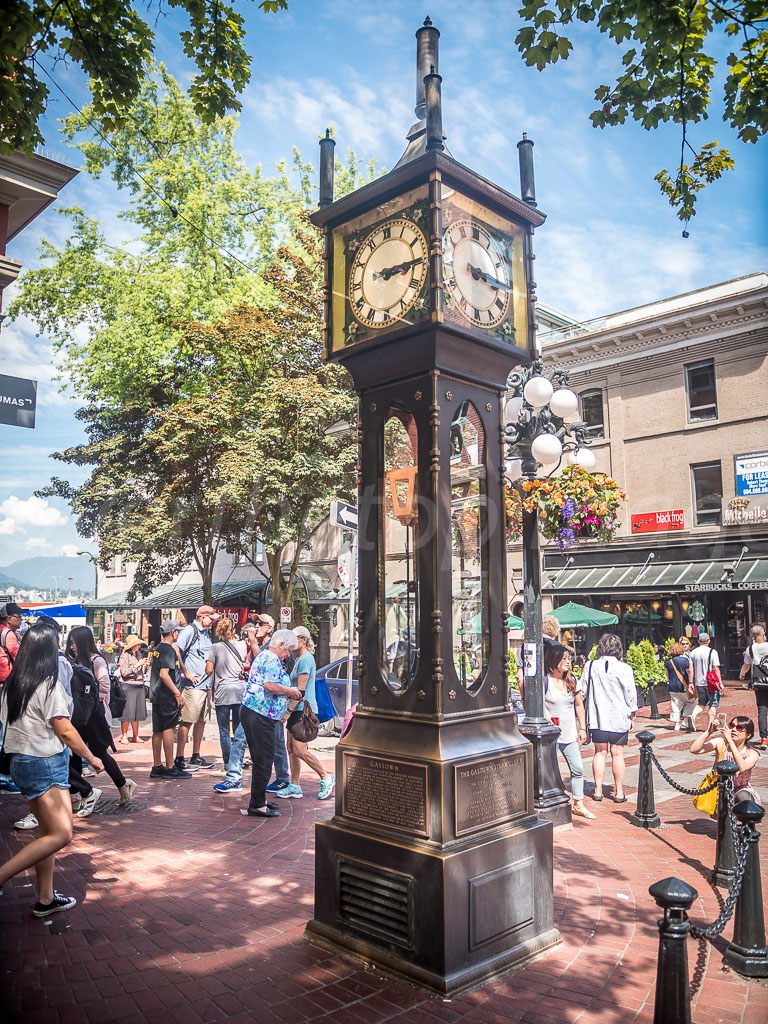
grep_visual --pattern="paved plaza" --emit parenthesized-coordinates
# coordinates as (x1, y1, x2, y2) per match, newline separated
(1, 684, 766, 1024)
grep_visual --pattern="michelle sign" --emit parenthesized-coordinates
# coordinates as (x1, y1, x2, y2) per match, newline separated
(631, 509, 684, 534)
(0, 374, 36, 429)
(735, 451, 768, 497)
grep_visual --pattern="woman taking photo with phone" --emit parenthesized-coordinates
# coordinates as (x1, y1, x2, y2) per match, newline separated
(543, 644, 595, 820)
(0, 623, 104, 916)
(690, 715, 761, 805)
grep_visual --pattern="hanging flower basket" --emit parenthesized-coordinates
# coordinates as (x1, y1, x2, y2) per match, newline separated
(505, 464, 628, 549)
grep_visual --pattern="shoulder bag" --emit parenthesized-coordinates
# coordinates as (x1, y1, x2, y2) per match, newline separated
(669, 658, 694, 696)
(692, 744, 724, 816)
(287, 698, 319, 743)
(705, 649, 720, 692)
(314, 675, 337, 724)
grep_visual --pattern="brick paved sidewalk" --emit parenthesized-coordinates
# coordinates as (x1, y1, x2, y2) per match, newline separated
(1, 685, 766, 1024)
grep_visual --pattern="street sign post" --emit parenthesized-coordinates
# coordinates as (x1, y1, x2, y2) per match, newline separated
(0, 374, 37, 429)
(280, 606, 291, 623)
(330, 500, 358, 531)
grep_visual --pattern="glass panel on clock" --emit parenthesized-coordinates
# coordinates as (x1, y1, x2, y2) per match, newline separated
(441, 186, 527, 347)
(450, 402, 489, 693)
(331, 183, 431, 353)
(380, 408, 419, 692)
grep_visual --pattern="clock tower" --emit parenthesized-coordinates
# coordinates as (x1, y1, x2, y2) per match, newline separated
(305, 18, 560, 995)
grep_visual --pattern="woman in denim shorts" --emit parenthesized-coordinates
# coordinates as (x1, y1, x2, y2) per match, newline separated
(0, 624, 103, 917)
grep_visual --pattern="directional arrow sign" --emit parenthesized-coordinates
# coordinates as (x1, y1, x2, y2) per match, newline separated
(330, 500, 358, 531)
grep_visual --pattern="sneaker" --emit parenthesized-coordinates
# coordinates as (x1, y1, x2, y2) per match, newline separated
(32, 892, 77, 918)
(14, 813, 38, 830)
(318, 775, 336, 800)
(70, 794, 82, 812)
(76, 788, 102, 818)
(0, 779, 21, 794)
(149, 765, 170, 779)
(82, 765, 96, 778)
(213, 780, 243, 793)
(265, 780, 290, 792)
(174, 757, 200, 773)
(276, 784, 303, 799)
(167, 765, 194, 779)
(189, 754, 215, 769)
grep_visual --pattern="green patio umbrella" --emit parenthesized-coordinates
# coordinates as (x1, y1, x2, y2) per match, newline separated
(550, 602, 619, 628)
(461, 612, 524, 633)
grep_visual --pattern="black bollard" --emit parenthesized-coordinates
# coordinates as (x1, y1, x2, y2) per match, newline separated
(649, 877, 697, 1024)
(711, 759, 738, 887)
(631, 731, 660, 829)
(648, 684, 660, 720)
(723, 799, 768, 977)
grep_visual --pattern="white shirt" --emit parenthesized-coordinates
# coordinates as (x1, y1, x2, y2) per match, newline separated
(544, 677, 578, 745)
(582, 656, 638, 734)
(0, 678, 71, 757)
(690, 645, 719, 687)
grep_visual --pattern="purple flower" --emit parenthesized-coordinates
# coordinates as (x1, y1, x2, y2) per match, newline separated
(562, 498, 576, 521)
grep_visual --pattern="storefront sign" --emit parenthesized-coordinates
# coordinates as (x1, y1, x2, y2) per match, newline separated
(684, 582, 766, 592)
(0, 373, 37, 428)
(723, 495, 768, 525)
(214, 606, 247, 629)
(631, 509, 684, 533)
(735, 451, 768, 497)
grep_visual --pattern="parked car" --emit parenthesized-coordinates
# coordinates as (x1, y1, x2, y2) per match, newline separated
(316, 657, 359, 728)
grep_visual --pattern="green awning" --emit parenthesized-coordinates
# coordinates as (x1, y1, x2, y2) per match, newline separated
(462, 612, 524, 633)
(551, 602, 619, 627)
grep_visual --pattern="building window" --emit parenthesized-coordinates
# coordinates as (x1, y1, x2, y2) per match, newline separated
(691, 461, 723, 526)
(108, 554, 123, 575)
(580, 389, 604, 438)
(685, 360, 717, 421)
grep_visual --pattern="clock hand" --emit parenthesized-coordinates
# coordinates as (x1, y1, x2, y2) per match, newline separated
(466, 263, 512, 292)
(372, 258, 423, 281)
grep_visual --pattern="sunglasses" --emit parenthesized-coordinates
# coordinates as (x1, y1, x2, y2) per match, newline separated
(728, 723, 746, 732)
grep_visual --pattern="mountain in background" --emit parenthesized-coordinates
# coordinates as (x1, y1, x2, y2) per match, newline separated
(0, 555, 95, 594)
(0, 569, 33, 591)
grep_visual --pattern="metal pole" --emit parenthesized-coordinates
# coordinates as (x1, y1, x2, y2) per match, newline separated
(712, 759, 738, 887)
(649, 877, 697, 1024)
(345, 531, 357, 712)
(723, 800, 768, 977)
(630, 731, 661, 829)
(648, 684, 660, 720)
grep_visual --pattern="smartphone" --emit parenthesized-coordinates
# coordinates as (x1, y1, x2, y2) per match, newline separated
(717, 712, 727, 730)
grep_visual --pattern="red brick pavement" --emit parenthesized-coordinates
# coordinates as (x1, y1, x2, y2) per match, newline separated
(1, 685, 766, 1024)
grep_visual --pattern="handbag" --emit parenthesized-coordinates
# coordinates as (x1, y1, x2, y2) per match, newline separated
(287, 699, 319, 743)
(692, 745, 723, 816)
(314, 675, 337, 724)
(705, 649, 720, 692)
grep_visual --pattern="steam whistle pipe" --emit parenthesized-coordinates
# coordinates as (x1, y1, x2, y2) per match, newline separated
(424, 66, 444, 153)
(517, 133, 537, 207)
(318, 129, 336, 208)
(415, 16, 440, 120)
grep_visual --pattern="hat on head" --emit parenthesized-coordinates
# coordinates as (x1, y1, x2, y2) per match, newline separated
(0, 602, 23, 619)
(123, 634, 142, 651)
(293, 625, 312, 640)
(258, 613, 275, 629)
(197, 605, 215, 617)
(160, 619, 180, 635)
(698, 631, 710, 641)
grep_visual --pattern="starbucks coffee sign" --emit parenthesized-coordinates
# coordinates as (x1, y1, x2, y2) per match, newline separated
(723, 495, 768, 526)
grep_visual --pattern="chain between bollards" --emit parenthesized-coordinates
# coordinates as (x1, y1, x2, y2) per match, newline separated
(649, 877, 697, 1024)
(722, 800, 768, 977)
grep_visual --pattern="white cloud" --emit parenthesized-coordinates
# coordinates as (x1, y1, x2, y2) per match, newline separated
(0, 495, 68, 531)
(61, 544, 81, 557)
(25, 537, 52, 551)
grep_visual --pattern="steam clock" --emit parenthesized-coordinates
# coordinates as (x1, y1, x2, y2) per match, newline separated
(306, 19, 560, 994)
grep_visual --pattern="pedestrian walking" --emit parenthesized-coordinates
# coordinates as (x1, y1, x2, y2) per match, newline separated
(66, 626, 136, 808)
(205, 617, 247, 765)
(279, 626, 335, 801)
(174, 607, 217, 772)
(543, 643, 594, 820)
(0, 623, 104, 916)
(117, 635, 150, 744)
(690, 632, 723, 723)
(583, 634, 638, 803)
(664, 641, 697, 731)
(239, 629, 302, 818)
(148, 621, 194, 780)
(690, 716, 761, 805)
(0, 602, 23, 794)
(740, 623, 768, 746)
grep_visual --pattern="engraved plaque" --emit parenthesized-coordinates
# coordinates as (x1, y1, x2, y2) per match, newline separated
(454, 751, 528, 836)
(342, 752, 429, 837)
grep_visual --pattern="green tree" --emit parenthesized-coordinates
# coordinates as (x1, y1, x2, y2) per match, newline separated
(516, 1, 767, 222)
(1, 0, 288, 155)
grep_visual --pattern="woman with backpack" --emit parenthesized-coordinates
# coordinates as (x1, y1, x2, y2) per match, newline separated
(66, 626, 136, 809)
(0, 623, 104, 916)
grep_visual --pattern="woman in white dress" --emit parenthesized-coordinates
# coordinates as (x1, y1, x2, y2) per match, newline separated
(543, 644, 595, 820)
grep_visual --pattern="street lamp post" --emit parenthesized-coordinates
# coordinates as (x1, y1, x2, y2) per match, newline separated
(503, 360, 596, 826)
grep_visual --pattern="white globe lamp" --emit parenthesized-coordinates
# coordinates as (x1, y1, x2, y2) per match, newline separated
(523, 375, 553, 409)
(504, 458, 523, 483)
(531, 433, 563, 466)
(549, 388, 579, 419)
(504, 395, 523, 421)
(569, 447, 596, 470)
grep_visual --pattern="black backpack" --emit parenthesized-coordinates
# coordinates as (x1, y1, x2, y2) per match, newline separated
(750, 644, 768, 686)
(108, 664, 128, 719)
(70, 664, 100, 730)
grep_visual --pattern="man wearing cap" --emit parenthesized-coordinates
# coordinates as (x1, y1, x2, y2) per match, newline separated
(148, 620, 194, 780)
(0, 602, 23, 793)
(690, 632, 723, 724)
(174, 606, 218, 772)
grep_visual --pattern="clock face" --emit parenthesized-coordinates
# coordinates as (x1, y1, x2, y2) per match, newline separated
(348, 217, 428, 329)
(442, 219, 511, 328)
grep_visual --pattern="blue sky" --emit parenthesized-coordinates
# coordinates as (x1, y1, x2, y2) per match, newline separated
(1, 0, 766, 563)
